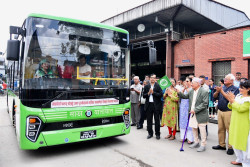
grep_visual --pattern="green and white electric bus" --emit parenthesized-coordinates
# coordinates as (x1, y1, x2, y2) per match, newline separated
(6, 14, 131, 150)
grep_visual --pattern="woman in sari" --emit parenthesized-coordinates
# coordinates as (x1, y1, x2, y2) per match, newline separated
(161, 78, 179, 140)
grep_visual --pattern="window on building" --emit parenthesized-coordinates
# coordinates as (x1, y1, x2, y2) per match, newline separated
(212, 61, 231, 85)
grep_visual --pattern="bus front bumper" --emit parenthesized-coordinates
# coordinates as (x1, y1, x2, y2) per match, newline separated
(20, 123, 130, 150)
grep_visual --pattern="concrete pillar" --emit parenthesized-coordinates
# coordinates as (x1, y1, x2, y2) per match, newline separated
(166, 33, 173, 77)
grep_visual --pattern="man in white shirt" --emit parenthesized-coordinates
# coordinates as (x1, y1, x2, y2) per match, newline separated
(143, 74, 163, 140)
(234, 72, 241, 88)
(175, 76, 185, 92)
(78, 55, 91, 83)
(130, 76, 142, 127)
(199, 75, 209, 93)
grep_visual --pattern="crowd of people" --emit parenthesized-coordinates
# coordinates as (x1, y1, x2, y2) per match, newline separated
(130, 72, 250, 166)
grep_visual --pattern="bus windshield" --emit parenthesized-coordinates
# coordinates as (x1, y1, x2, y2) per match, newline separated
(23, 17, 129, 90)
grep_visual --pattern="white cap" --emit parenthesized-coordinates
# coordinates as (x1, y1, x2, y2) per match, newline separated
(192, 77, 202, 84)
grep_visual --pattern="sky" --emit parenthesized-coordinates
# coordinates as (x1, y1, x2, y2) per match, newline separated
(0, 0, 250, 54)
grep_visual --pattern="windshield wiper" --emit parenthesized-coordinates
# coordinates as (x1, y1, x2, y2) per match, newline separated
(41, 90, 67, 108)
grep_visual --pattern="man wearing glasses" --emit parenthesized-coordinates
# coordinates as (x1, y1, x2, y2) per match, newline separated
(143, 74, 163, 140)
(212, 74, 239, 155)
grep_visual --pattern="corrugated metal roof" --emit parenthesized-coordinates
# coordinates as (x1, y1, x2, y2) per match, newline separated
(102, 0, 250, 29)
(102, 0, 182, 26)
(182, 0, 250, 28)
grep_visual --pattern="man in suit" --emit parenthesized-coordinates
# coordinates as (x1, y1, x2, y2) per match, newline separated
(143, 74, 163, 140)
(178, 77, 209, 152)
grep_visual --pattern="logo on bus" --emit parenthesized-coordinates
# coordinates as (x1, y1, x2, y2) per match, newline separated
(85, 110, 92, 117)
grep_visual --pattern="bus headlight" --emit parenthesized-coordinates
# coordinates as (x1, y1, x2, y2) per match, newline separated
(123, 109, 130, 129)
(26, 116, 42, 142)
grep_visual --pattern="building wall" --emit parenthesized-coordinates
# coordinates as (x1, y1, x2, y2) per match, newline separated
(174, 38, 195, 80)
(173, 26, 250, 81)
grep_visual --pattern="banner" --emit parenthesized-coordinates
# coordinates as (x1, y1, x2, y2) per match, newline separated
(157, 75, 172, 90)
(243, 30, 250, 57)
(51, 98, 119, 108)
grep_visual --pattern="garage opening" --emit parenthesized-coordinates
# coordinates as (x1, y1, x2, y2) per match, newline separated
(130, 40, 166, 80)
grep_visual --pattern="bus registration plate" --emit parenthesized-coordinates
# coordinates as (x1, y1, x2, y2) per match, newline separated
(80, 130, 97, 139)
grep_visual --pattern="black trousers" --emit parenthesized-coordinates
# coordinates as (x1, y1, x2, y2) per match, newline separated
(160, 101, 164, 121)
(146, 103, 160, 136)
(139, 104, 145, 127)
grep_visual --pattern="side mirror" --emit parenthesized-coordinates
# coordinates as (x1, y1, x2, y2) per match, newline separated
(149, 47, 157, 65)
(7, 40, 20, 61)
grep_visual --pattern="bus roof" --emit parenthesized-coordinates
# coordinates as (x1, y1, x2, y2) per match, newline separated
(28, 13, 129, 34)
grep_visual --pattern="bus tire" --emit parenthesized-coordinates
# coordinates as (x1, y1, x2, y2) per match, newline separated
(12, 103, 16, 129)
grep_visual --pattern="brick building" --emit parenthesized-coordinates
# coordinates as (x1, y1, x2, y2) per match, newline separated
(102, 0, 250, 82)
(175, 26, 250, 84)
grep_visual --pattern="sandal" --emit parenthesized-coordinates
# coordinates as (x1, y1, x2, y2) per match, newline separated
(165, 134, 172, 139)
(168, 135, 176, 140)
(187, 140, 193, 144)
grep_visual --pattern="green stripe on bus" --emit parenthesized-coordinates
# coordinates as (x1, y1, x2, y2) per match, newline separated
(28, 13, 129, 34)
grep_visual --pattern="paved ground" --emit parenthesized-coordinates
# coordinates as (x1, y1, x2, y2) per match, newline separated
(0, 95, 235, 167)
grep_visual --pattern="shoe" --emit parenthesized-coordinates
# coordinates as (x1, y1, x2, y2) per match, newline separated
(197, 146, 206, 152)
(168, 135, 175, 140)
(189, 143, 200, 149)
(180, 139, 187, 142)
(227, 149, 234, 155)
(147, 135, 153, 139)
(212, 145, 226, 150)
(131, 123, 136, 126)
(187, 140, 193, 144)
(156, 135, 160, 140)
(137, 125, 143, 129)
(231, 161, 242, 165)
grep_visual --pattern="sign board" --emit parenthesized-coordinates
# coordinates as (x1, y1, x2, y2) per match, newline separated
(182, 59, 190, 63)
(243, 30, 250, 57)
